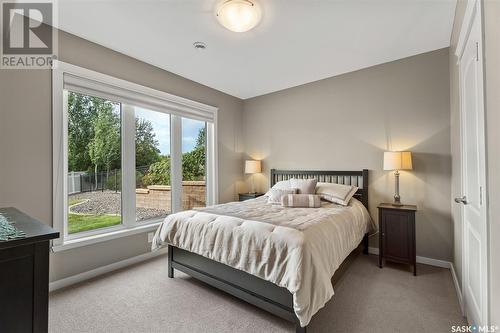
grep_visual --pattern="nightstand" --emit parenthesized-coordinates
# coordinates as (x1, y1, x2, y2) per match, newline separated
(239, 193, 264, 201)
(378, 203, 417, 275)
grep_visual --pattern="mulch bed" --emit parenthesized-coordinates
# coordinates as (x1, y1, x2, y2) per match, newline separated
(69, 191, 169, 221)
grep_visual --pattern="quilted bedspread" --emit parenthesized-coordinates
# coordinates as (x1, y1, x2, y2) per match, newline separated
(152, 196, 374, 326)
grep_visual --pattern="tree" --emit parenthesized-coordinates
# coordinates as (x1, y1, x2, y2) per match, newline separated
(142, 127, 206, 186)
(68, 91, 211, 189)
(135, 117, 161, 167)
(142, 156, 171, 186)
(68, 91, 161, 175)
(196, 126, 206, 147)
(67, 93, 99, 171)
(182, 127, 206, 181)
(88, 106, 121, 187)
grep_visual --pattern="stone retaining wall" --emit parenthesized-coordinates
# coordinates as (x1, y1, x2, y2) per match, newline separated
(136, 181, 206, 211)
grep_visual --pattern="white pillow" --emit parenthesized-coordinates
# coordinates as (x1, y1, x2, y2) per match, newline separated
(266, 188, 297, 204)
(271, 180, 292, 190)
(290, 178, 318, 194)
(315, 182, 358, 206)
(264, 180, 292, 197)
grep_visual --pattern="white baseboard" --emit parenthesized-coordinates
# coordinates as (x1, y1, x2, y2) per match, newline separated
(450, 263, 465, 315)
(367, 247, 451, 268)
(49, 248, 168, 292)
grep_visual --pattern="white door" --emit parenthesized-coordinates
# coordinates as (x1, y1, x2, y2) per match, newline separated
(457, 1, 489, 326)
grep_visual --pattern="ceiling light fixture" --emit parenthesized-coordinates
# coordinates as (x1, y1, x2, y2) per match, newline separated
(216, 0, 262, 33)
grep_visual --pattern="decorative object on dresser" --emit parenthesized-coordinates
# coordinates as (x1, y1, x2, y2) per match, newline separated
(244, 159, 262, 193)
(383, 151, 413, 206)
(0, 213, 26, 240)
(378, 203, 417, 275)
(0, 207, 59, 333)
(239, 192, 264, 201)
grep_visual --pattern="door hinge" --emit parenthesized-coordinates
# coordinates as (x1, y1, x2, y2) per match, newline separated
(476, 42, 479, 61)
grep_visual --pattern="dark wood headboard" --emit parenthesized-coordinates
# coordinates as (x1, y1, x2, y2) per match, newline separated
(270, 169, 369, 208)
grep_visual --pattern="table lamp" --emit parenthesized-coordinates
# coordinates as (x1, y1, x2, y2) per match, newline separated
(244, 160, 261, 194)
(383, 151, 413, 206)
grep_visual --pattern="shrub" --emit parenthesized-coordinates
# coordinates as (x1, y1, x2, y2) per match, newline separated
(104, 170, 144, 191)
(142, 157, 171, 186)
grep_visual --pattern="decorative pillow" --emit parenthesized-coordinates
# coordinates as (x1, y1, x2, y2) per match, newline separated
(315, 182, 358, 206)
(271, 180, 292, 190)
(290, 178, 318, 194)
(266, 188, 297, 204)
(264, 179, 292, 197)
(281, 194, 321, 208)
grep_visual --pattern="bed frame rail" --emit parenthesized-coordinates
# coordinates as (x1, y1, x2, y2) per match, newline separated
(168, 246, 297, 322)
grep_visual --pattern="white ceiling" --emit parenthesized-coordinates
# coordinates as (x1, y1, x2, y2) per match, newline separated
(58, 0, 457, 99)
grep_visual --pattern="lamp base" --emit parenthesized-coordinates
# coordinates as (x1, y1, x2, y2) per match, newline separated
(392, 194, 403, 206)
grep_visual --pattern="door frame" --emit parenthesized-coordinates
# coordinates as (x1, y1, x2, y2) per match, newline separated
(455, 0, 490, 325)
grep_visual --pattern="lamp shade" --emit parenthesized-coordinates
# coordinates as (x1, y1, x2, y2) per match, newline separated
(383, 151, 413, 171)
(245, 160, 261, 174)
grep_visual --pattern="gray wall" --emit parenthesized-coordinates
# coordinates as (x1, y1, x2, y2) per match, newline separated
(243, 48, 453, 261)
(0, 30, 244, 281)
(0, 28, 459, 282)
(484, 0, 500, 324)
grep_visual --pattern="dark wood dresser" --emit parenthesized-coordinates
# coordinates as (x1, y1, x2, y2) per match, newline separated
(378, 203, 417, 275)
(0, 207, 59, 333)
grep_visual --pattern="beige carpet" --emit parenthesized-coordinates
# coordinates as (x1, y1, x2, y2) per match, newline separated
(49, 254, 466, 333)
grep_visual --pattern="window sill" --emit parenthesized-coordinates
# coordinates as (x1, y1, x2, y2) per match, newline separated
(52, 222, 162, 252)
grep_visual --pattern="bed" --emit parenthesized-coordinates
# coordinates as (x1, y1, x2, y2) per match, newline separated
(152, 169, 372, 333)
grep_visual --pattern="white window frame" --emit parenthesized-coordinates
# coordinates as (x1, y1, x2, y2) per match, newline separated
(52, 61, 218, 251)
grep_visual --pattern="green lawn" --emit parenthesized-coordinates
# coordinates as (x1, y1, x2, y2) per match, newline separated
(68, 213, 121, 234)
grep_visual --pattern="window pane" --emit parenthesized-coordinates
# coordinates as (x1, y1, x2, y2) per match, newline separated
(67, 91, 122, 234)
(182, 118, 207, 209)
(135, 108, 171, 222)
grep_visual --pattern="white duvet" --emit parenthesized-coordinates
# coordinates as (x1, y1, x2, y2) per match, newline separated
(152, 196, 374, 327)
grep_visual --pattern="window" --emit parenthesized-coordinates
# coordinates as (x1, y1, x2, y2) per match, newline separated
(182, 118, 207, 210)
(67, 92, 122, 234)
(135, 108, 171, 222)
(53, 61, 218, 249)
